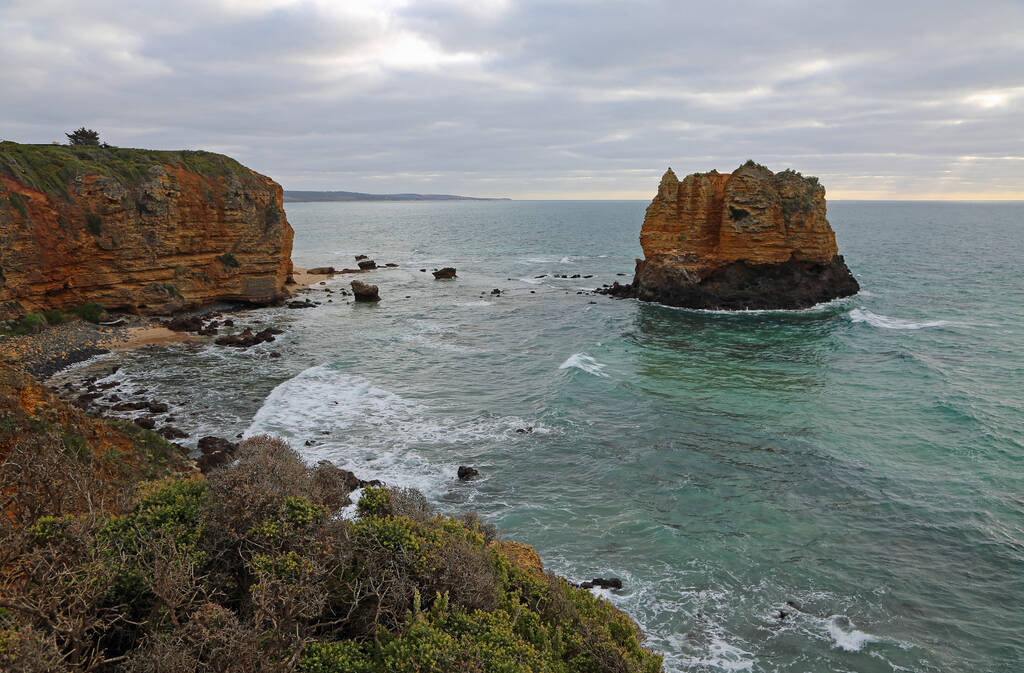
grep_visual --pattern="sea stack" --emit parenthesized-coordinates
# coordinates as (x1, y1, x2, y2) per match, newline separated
(616, 161, 858, 309)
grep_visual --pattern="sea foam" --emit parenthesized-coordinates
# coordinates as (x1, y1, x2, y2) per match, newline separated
(558, 353, 609, 377)
(849, 308, 954, 330)
(245, 364, 547, 493)
(826, 615, 878, 652)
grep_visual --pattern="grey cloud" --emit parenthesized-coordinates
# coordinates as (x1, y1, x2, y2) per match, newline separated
(1, 0, 1022, 198)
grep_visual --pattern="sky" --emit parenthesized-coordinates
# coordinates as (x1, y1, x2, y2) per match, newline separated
(1, 0, 1022, 200)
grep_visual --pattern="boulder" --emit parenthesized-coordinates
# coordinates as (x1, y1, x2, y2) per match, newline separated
(307, 266, 336, 275)
(197, 451, 231, 473)
(579, 577, 623, 590)
(433, 267, 457, 279)
(135, 416, 156, 430)
(357, 259, 377, 270)
(164, 315, 205, 332)
(457, 465, 480, 480)
(351, 280, 381, 302)
(158, 425, 188, 439)
(111, 400, 150, 411)
(197, 436, 238, 455)
(214, 327, 280, 348)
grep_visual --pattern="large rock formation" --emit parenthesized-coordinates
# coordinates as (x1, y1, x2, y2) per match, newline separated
(0, 142, 294, 319)
(612, 161, 858, 309)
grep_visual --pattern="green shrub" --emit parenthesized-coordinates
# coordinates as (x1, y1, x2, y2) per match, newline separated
(30, 514, 74, 542)
(285, 496, 328, 527)
(218, 252, 240, 268)
(100, 477, 208, 554)
(42, 309, 65, 325)
(19, 313, 46, 333)
(85, 212, 102, 235)
(67, 302, 108, 323)
(299, 641, 375, 673)
(356, 485, 391, 518)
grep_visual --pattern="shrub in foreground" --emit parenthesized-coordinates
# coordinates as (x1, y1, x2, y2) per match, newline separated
(0, 435, 662, 672)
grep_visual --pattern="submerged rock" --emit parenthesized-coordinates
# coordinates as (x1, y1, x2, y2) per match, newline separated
(602, 162, 859, 309)
(457, 465, 480, 480)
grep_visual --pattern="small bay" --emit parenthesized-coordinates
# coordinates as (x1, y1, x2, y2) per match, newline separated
(58, 199, 1024, 672)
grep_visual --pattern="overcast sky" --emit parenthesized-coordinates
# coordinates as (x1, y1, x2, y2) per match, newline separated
(1, 0, 1022, 199)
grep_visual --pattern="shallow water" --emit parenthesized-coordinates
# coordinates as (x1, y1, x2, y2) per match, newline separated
(58, 200, 1024, 672)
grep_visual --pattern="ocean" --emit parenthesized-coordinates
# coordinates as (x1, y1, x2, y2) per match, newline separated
(54, 200, 1024, 672)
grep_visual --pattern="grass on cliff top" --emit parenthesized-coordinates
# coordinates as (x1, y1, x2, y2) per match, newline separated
(0, 141, 254, 199)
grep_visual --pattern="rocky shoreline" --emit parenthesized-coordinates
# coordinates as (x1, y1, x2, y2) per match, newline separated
(5, 260, 633, 595)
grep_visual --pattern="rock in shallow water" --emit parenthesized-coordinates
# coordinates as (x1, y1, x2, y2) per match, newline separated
(351, 280, 381, 302)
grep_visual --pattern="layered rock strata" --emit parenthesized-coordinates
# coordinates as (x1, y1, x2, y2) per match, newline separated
(0, 142, 293, 319)
(612, 162, 858, 309)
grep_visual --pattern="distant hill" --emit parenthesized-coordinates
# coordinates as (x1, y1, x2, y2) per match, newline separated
(283, 190, 510, 203)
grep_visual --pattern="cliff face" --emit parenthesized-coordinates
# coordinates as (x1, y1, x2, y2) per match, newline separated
(0, 142, 293, 319)
(624, 162, 858, 309)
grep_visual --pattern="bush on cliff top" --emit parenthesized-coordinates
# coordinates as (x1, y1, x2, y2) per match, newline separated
(0, 432, 663, 673)
(66, 128, 101, 146)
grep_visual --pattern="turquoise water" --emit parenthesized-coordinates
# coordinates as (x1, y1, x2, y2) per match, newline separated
(60, 200, 1024, 672)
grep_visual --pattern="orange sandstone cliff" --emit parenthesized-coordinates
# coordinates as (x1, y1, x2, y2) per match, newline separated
(604, 161, 858, 309)
(0, 142, 293, 319)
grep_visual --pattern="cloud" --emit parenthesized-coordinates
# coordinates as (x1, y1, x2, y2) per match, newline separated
(0, 0, 1022, 198)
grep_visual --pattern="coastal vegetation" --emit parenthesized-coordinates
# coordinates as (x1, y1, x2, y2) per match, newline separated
(0, 361, 663, 673)
(0, 142, 253, 200)
(1, 304, 109, 336)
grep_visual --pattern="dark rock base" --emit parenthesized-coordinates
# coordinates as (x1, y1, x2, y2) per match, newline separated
(607, 256, 859, 310)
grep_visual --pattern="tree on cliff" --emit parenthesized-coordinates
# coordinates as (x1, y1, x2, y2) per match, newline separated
(65, 127, 100, 146)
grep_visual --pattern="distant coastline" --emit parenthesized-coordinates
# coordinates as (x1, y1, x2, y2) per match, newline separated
(283, 189, 510, 202)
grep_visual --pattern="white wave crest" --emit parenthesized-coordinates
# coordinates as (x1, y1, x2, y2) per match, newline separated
(559, 353, 609, 377)
(559, 256, 574, 263)
(245, 365, 546, 493)
(848, 308, 954, 330)
(827, 615, 878, 652)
